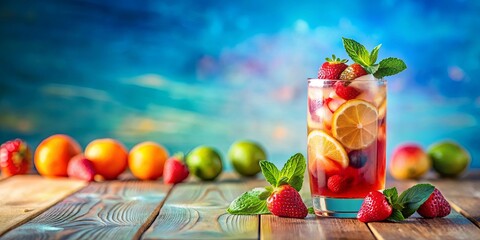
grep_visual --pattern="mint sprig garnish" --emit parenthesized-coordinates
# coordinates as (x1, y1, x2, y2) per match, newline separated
(227, 153, 307, 215)
(382, 183, 435, 222)
(342, 37, 406, 78)
(226, 188, 270, 215)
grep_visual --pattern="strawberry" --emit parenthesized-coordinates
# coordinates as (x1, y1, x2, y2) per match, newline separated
(0, 139, 31, 176)
(163, 153, 189, 184)
(339, 63, 368, 80)
(317, 55, 348, 79)
(267, 184, 308, 218)
(334, 82, 361, 100)
(327, 175, 352, 193)
(67, 154, 95, 181)
(417, 188, 451, 218)
(357, 191, 393, 222)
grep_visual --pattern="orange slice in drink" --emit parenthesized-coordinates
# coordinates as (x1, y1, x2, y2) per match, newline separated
(307, 130, 349, 175)
(332, 99, 378, 150)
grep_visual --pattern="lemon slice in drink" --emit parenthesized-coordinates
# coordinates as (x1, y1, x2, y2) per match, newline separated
(332, 99, 378, 150)
(307, 130, 349, 174)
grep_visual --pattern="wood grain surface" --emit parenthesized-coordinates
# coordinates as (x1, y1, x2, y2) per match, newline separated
(368, 211, 480, 240)
(1, 181, 171, 240)
(142, 180, 265, 240)
(261, 215, 374, 240)
(0, 175, 86, 237)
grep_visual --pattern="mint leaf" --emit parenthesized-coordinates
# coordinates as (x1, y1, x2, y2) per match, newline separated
(383, 187, 398, 206)
(308, 207, 315, 214)
(397, 183, 435, 218)
(387, 209, 405, 222)
(364, 64, 379, 74)
(260, 160, 280, 187)
(370, 44, 382, 64)
(279, 153, 306, 191)
(227, 188, 270, 215)
(277, 176, 289, 186)
(373, 57, 407, 78)
(342, 37, 370, 67)
(258, 188, 272, 200)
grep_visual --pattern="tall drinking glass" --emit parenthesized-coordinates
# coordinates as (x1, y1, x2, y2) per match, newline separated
(307, 79, 387, 217)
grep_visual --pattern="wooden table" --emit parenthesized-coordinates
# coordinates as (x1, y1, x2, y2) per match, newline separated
(0, 172, 479, 240)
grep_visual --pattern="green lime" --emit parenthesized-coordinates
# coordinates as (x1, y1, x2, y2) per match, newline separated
(427, 141, 470, 177)
(228, 140, 267, 176)
(186, 146, 223, 181)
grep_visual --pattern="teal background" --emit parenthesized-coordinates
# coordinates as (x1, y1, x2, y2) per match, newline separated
(0, 0, 478, 169)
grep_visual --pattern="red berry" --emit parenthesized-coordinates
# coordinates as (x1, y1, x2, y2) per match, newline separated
(327, 175, 352, 193)
(317, 55, 348, 79)
(334, 82, 361, 100)
(0, 139, 31, 177)
(357, 191, 393, 222)
(267, 185, 308, 219)
(67, 154, 95, 181)
(417, 188, 451, 218)
(163, 154, 189, 184)
(339, 63, 368, 80)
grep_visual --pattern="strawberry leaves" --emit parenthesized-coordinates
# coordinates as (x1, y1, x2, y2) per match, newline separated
(342, 37, 406, 78)
(228, 153, 307, 215)
(382, 183, 435, 222)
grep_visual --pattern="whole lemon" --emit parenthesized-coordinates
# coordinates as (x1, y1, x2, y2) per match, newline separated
(228, 140, 266, 176)
(186, 146, 222, 181)
(428, 141, 470, 178)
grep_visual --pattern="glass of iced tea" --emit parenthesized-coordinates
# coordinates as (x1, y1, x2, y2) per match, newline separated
(307, 78, 387, 217)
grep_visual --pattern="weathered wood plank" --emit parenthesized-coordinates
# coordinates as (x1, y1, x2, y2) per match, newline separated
(261, 215, 375, 240)
(0, 175, 86, 236)
(1, 181, 171, 240)
(142, 179, 265, 240)
(430, 178, 480, 227)
(368, 210, 480, 240)
(260, 172, 374, 240)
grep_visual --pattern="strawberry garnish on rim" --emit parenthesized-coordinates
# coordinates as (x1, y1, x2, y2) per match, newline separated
(317, 54, 348, 79)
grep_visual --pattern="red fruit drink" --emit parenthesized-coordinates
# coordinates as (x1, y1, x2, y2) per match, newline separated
(307, 78, 386, 217)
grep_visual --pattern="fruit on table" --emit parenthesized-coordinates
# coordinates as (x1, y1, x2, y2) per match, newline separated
(307, 130, 349, 175)
(389, 144, 431, 180)
(84, 138, 128, 180)
(331, 99, 378, 150)
(317, 54, 348, 79)
(228, 140, 267, 177)
(266, 184, 308, 219)
(67, 154, 95, 181)
(35, 134, 82, 177)
(417, 188, 451, 218)
(186, 146, 223, 181)
(163, 153, 189, 184)
(0, 139, 31, 176)
(428, 141, 470, 178)
(357, 191, 392, 223)
(128, 141, 169, 180)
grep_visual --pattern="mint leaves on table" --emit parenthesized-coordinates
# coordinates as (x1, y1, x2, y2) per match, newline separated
(384, 183, 435, 222)
(227, 153, 306, 215)
(342, 37, 407, 78)
(226, 188, 270, 215)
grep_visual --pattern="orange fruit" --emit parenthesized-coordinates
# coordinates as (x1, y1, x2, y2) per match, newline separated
(34, 134, 82, 177)
(307, 130, 348, 175)
(84, 138, 128, 180)
(128, 141, 169, 180)
(332, 99, 378, 150)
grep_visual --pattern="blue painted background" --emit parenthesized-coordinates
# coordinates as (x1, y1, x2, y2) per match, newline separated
(0, 0, 479, 169)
